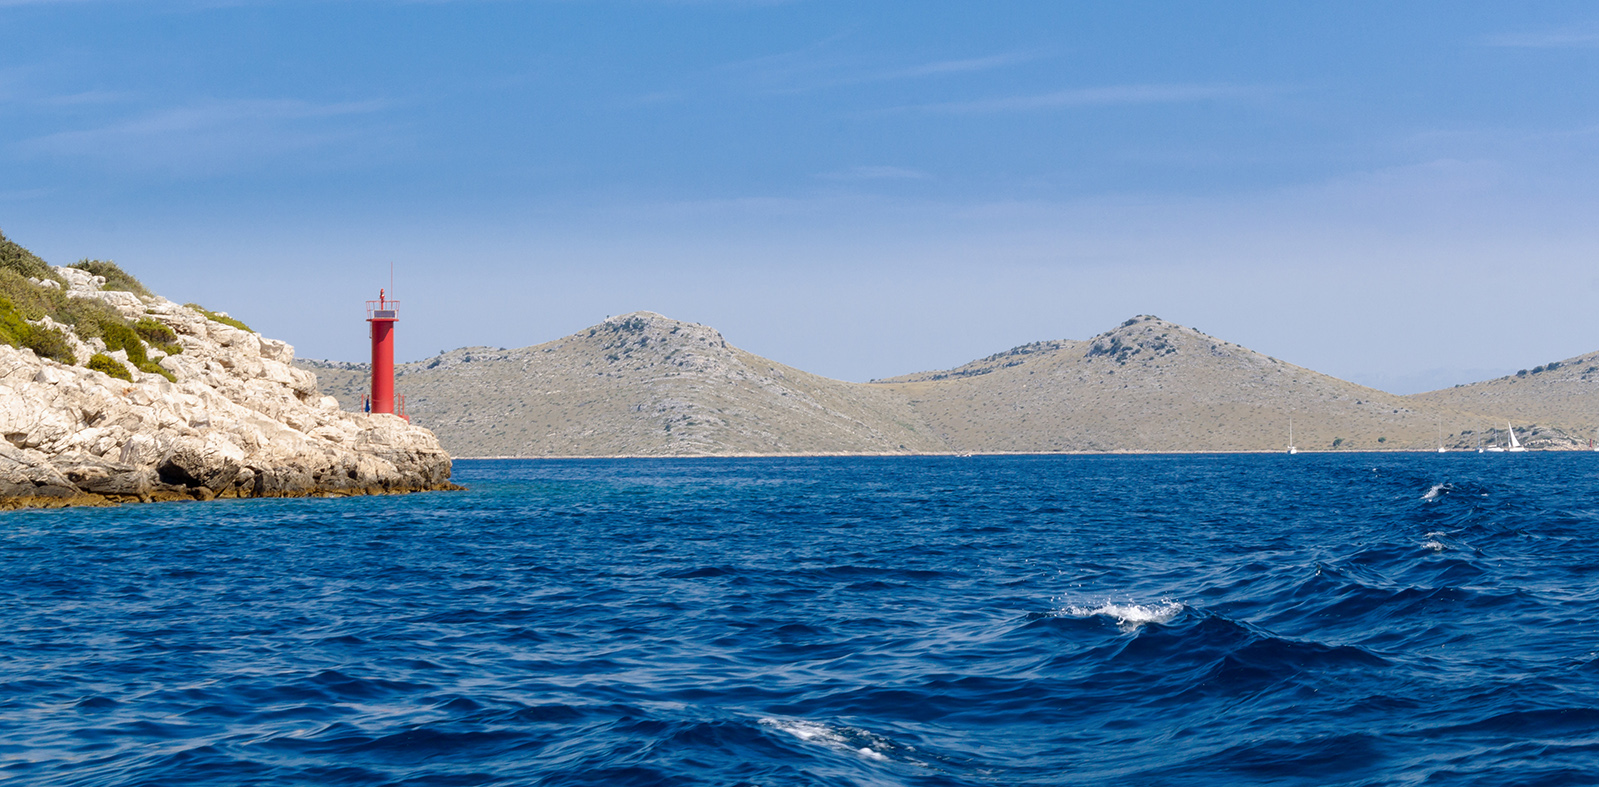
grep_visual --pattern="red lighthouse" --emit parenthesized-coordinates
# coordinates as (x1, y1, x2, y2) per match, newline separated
(366, 289, 405, 419)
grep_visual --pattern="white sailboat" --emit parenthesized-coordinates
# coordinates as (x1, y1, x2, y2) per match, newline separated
(1287, 418, 1297, 455)
(1506, 421, 1526, 452)
(1486, 426, 1505, 452)
(1437, 419, 1447, 453)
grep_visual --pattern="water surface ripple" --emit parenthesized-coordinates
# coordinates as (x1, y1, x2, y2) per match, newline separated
(4, 454, 1599, 785)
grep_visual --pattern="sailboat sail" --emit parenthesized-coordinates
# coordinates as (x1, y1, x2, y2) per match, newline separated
(1507, 422, 1525, 452)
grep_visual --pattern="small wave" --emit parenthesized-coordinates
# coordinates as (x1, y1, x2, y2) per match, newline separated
(1422, 530, 1457, 552)
(1061, 600, 1184, 632)
(758, 717, 897, 762)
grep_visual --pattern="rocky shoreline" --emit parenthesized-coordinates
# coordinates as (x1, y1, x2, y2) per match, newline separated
(0, 264, 457, 509)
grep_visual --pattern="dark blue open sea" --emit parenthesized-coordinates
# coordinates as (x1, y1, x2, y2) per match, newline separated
(5, 454, 1599, 786)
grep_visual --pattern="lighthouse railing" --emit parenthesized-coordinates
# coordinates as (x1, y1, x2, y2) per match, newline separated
(366, 298, 401, 320)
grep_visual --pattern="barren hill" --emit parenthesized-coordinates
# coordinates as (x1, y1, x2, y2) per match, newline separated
(1406, 352, 1599, 441)
(305, 312, 945, 457)
(302, 312, 1590, 456)
(872, 315, 1502, 453)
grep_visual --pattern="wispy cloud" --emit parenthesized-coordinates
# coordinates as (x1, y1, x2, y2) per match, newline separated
(15, 98, 393, 176)
(39, 89, 139, 106)
(892, 83, 1267, 115)
(816, 165, 932, 181)
(0, 68, 129, 107)
(716, 35, 1039, 95)
(1483, 29, 1599, 48)
(868, 52, 1040, 82)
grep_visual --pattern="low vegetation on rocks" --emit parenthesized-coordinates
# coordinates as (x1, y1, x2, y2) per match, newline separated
(0, 229, 457, 507)
(184, 303, 253, 333)
(0, 236, 180, 378)
(86, 352, 131, 381)
(69, 259, 151, 298)
(0, 230, 60, 283)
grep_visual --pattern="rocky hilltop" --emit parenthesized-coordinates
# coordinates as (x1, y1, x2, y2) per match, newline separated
(304, 311, 1587, 456)
(0, 234, 454, 507)
(307, 312, 946, 456)
(873, 316, 1543, 452)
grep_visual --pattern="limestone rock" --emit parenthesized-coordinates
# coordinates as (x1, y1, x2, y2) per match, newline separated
(0, 267, 458, 508)
(0, 443, 83, 500)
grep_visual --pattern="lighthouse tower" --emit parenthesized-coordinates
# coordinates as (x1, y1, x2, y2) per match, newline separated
(366, 289, 404, 418)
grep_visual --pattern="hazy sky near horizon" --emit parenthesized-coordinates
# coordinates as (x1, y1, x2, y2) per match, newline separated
(4, 1, 1599, 393)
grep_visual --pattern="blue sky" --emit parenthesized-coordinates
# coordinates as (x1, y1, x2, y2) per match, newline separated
(4, 1, 1599, 392)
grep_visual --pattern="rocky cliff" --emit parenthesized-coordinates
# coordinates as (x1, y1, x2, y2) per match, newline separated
(0, 263, 455, 508)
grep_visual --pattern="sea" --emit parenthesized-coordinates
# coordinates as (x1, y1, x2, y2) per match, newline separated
(4, 453, 1599, 786)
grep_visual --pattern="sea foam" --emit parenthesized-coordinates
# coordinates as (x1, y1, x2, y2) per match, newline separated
(759, 718, 894, 762)
(1061, 600, 1184, 632)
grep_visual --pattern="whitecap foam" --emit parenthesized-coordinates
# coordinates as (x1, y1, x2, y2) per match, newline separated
(1061, 600, 1184, 632)
(1422, 540, 1447, 552)
(761, 718, 839, 744)
(759, 717, 897, 763)
(1422, 483, 1452, 501)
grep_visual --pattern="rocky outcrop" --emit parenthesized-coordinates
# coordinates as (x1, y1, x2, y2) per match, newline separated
(0, 267, 456, 508)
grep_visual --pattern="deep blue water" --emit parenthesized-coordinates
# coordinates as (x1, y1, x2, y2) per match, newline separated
(4, 454, 1599, 786)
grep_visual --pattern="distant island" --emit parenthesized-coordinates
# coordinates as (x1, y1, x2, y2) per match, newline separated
(300, 311, 1599, 457)
(0, 230, 456, 507)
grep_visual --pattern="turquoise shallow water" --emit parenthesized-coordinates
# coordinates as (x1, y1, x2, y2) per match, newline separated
(4, 454, 1599, 786)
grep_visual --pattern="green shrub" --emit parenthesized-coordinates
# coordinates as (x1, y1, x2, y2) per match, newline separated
(0, 295, 74, 364)
(0, 269, 63, 321)
(87, 353, 132, 382)
(0, 230, 61, 283)
(133, 317, 182, 355)
(136, 358, 175, 381)
(69, 259, 151, 298)
(0, 300, 29, 346)
(22, 325, 74, 364)
(133, 317, 175, 344)
(98, 319, 142, 358)
(185, 303, 253, 333)
(52, 296, 124, 341)
(94, 319, 175, 381)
